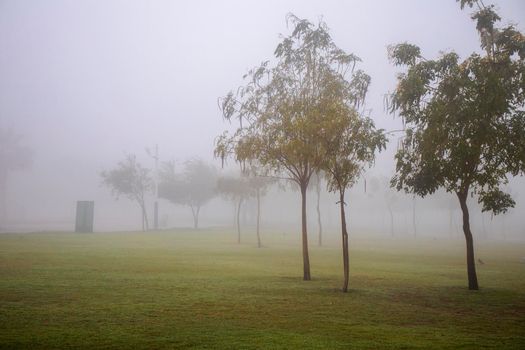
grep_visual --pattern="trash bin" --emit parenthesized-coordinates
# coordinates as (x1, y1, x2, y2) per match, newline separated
(75, 201, 94, 233)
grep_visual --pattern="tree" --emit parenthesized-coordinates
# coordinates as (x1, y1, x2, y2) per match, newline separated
(217, 174, 252, 243)
(159, 159, 217, 229)
(215, 14, 368, 280)
(321, 88, 386, 292)
(245, 166, 275, 248)
(101, 154, 153, 231)
(146, 144, 160, 230)
(388, 0, 525, 290)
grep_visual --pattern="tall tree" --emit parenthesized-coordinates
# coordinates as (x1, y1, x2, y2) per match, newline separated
(159, 159, 217, 229)
(321, 91, 386, 292)
(0, 128, 32, 225)
(388, 0, 525, 290)
(215, 14, 368, 280)
(101, 154, 153, 231)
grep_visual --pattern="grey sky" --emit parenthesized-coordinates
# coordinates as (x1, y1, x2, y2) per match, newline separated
(0, 0, 524, 231)
(1, 0, 523, 162)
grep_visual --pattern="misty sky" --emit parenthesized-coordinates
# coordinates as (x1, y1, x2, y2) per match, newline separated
(1, 0, 523, 161)
(1, 0, 524, 230)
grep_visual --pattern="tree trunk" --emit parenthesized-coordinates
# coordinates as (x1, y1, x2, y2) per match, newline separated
(256, 188, 261, 248)
(139, 200, 149, 231)
(300, 183, 311, 281)
(237, 198, 243, 244)
(457, 191, 479, 290)
(196, 206, 200, 229)
(339, 190, 349, 293)
(144, 206, 149, 231)
(316, 177, 322, 247)
(191, 205, 200, 229)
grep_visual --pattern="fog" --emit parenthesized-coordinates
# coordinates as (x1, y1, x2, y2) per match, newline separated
(1, 0, 524, 240)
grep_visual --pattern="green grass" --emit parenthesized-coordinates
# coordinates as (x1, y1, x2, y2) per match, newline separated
(0, 228, 524, 349)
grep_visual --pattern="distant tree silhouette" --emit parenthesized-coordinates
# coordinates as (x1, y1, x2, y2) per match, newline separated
(159, 159, 217, 229)
(101, 154, 152, 231)
(217, 174, 251, 243)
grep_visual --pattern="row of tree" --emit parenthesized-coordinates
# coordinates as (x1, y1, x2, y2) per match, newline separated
(215, 1, 525, 291)
(101, 156, 278, 246)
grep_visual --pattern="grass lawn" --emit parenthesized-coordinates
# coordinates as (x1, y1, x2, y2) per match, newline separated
(0, 228, 524, 349)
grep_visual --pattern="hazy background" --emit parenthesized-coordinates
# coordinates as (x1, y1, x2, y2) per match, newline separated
(1, 0, 524, 239)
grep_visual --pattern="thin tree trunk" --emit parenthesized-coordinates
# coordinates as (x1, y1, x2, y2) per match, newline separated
(195, 206, 200, 229)
(256, 188, 261, 248)
(143, 206, 149, 231)
(300, 183, 311, 281)
(457, 191, 479, 290)
(237, 198, 243, 244)
(339, 190, 349, 293)
(139, 199, 148, 231)
(139, 191, 149, 231)
(316, 176, 322, 247)
(190, 205, 199, 229)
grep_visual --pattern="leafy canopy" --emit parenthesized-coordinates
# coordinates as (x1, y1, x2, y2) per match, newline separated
(388, 0, 525, 215)
(101, 154, 153, 203)
(159, 159, 217, 209)
(322, 108, 386, 195)
(216, 14, 372, 187)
